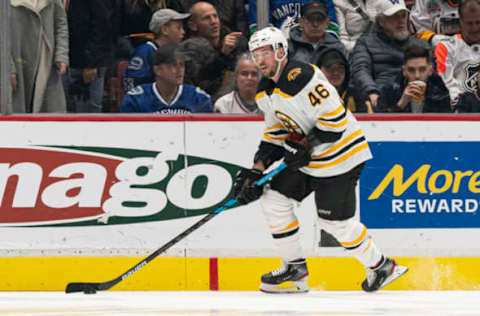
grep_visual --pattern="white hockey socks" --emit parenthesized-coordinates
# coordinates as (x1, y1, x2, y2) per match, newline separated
(318, 218, 383, 268)
(260, 189, 304, 262)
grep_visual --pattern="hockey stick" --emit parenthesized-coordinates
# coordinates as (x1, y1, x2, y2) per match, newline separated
(65, 162, 287, 294)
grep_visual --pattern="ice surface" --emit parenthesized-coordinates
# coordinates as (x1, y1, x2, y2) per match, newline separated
(0, 291, 478, 315)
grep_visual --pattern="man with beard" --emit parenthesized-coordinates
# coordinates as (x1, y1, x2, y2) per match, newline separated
(234, 26, 408, 294)
(350, 0, 430, 109)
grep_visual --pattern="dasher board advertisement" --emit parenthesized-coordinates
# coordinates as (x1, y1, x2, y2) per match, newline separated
(0, 114, 479, 257)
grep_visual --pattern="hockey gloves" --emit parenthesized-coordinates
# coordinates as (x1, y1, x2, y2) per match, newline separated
(283, 133, 311, 170)
(233, 168, 264, 205)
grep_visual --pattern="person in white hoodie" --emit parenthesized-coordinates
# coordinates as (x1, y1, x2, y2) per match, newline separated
(333, 0, 376, 52)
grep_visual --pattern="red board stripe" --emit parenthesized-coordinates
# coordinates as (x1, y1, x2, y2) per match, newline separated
(209, 257, 219, 291)
(0, 114, 480, 122)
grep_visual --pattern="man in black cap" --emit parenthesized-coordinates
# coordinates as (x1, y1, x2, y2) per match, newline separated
(288, 1, 347, 64)
(120, 44, 213, 113)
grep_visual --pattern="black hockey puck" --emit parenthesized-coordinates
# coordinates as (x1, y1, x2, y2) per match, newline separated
(84, 289, 97, 294)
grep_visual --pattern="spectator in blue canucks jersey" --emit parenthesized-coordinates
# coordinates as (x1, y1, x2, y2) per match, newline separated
(123, 9, 191, 92)
(248, 0, 339, 39)
(121, 44, 213, 113)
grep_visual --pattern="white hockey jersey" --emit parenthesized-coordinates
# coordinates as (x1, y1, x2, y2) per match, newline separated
(411, 0, 460, 34)
(433, 34, 480, 100)
(214, 91, 263, 114)
(255, 60, 372, 177)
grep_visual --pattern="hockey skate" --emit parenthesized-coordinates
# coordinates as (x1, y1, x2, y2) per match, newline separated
(361, 257, 408, 292)
(260, 259, 309, 294)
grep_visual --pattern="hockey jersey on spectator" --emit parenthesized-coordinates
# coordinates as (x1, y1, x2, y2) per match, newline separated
(411, 0, 460, 35)
(433, 34, 480, 101)
(248, 0, 339, 38)
(255, 60, 372, 177)
(121, 83, 213, 113)
(123, 41, 158, 92)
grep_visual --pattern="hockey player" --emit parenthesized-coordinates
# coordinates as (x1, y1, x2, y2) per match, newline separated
(234, 27, 408, 293)
(121, 44, 213, 113)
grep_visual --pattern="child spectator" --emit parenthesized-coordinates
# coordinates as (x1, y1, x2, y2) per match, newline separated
(123, 9, 190, 91)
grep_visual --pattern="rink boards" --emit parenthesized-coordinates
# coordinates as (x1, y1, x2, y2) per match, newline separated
(0, 114, 479, 291)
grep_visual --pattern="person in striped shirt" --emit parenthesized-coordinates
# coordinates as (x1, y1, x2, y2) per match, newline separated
(233, 27, 407, 294)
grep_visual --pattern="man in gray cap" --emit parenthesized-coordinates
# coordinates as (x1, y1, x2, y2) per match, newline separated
(123, 8, 191, 91)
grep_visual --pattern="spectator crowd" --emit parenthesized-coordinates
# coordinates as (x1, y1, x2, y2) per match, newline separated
(8, 0, 480, 114)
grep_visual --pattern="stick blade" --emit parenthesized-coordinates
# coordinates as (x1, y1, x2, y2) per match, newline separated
(65, 282, 100, 294)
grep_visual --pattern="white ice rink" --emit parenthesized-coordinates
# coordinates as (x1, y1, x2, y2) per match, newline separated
(1, 291, 479, 316)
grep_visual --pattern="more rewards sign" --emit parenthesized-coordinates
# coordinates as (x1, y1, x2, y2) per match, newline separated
(360, 142, 480, 229)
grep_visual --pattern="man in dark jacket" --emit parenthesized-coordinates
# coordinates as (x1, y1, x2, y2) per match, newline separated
(186, 1, 248, 101)
(288, 1, 347, 63)
(350, 0, 430, 109)
(376, 45, 451, 113)
(66, 0, 119, 112)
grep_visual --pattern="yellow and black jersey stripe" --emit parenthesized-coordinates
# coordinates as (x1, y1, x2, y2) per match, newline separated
(255, 58, 372, 177)
(309, 129, 369, 169)
(316, 105, 348, 132)
(263, 123, 289, 142)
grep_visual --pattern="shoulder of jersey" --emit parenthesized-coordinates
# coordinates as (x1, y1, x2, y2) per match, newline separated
(184, 84, 211, 99)
(277, 60, 315, 97)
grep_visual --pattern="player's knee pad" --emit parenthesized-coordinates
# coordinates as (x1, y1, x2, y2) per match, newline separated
(317, 217, 366, 249)
(260, 189, 299, 237)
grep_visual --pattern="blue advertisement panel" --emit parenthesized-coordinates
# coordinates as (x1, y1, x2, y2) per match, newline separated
(360, 142, 480, 229)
